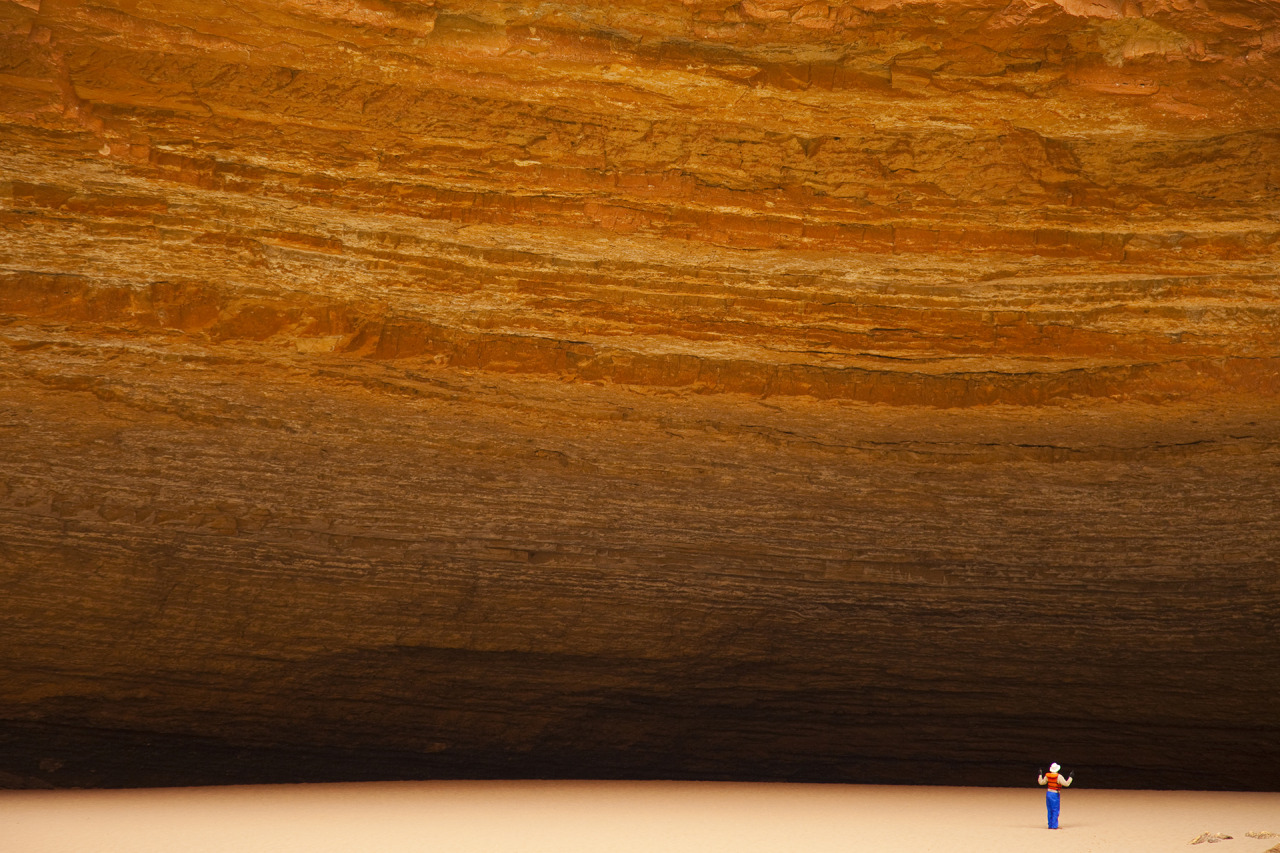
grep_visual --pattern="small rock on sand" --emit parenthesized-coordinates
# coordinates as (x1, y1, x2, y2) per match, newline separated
(1244, 831, 1279, 839)
(1189, 832, 1233, 844)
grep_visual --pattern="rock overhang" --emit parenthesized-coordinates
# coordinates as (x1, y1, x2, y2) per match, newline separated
(1, 0, 1278, 790)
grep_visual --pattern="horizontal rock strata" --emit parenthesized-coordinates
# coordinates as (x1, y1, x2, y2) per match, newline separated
(1, 0, 1278, 789)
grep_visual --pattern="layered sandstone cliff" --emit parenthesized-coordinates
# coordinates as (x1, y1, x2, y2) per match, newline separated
(1, 0, 1278, 789)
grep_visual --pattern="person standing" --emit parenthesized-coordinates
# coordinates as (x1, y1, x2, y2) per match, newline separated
(1038, 762, 1073, 829)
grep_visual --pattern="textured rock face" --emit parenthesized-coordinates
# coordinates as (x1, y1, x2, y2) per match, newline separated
(1, 0, 1278, 790)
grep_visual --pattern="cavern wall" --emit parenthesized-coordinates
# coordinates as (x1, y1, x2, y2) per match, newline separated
(1, 0, 1278, 789)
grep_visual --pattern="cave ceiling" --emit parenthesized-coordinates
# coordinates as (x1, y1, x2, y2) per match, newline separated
(1, 0, 1278, 790)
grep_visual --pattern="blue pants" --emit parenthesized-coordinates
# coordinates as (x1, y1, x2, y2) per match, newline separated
(1046, 790, 1060, 828)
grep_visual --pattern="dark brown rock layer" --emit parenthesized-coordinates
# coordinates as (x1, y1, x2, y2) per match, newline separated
(1, 0, 1278, 789)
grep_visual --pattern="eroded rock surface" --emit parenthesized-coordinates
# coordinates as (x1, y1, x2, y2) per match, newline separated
(1, 0, 1278, 789)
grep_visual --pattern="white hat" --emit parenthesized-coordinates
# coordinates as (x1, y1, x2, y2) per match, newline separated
(1050, 763, 1061, 772)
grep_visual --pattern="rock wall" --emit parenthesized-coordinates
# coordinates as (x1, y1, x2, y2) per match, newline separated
(1, 0, 1278, 789)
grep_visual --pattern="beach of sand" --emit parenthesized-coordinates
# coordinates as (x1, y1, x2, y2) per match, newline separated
(2, 780, 1277, 853)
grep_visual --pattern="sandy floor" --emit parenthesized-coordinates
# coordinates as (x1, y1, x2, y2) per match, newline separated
(2, 781, 1278, 853)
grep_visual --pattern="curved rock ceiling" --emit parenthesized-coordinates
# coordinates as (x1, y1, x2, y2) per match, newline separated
(2, 0, 1278, 790)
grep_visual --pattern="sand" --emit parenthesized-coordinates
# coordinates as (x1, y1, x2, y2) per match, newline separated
(2, 781, 1278, 853)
